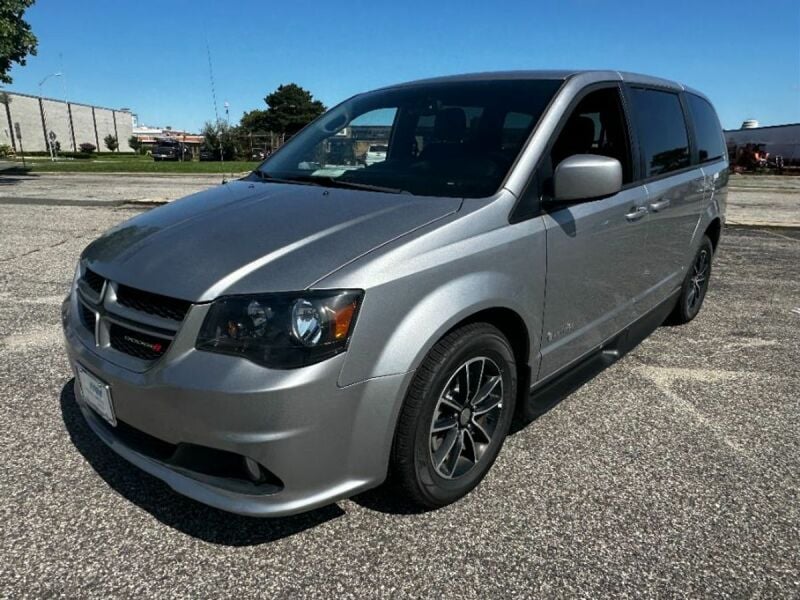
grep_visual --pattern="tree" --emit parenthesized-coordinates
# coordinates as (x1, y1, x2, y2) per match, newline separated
(128, 135, 141, 154)
(0, 0, 38, 84)
(239, 109, 270, 134)
(262, 84, 325, 136)
(200, 120, 238, 160)
(103, 134, 118, 152)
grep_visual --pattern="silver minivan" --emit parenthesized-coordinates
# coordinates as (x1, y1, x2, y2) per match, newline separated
(62, 70, 727, 516)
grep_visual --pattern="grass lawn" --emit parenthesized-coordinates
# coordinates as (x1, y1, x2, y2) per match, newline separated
(8, 154, 258, 174)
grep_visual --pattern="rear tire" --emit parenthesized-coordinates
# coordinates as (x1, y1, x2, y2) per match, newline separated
(389, 323, 517, 509)
(667, 235, 714, 325)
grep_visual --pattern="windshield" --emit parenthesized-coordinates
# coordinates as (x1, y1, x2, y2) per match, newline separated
(256, 78, 563, 198)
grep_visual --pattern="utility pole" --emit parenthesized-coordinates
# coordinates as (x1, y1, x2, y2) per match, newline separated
(38, 72, 62, 161)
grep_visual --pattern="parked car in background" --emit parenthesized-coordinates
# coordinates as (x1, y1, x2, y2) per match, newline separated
(364, 144, 388, 165)
(198, 148, 218, 161)
(63, 70, 727, 517)
(151, 138, 192, 161)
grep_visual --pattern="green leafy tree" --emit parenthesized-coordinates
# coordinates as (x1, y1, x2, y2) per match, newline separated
(201, 120, 238, 160)
(262, 84, 325, 136)
(239, 108, 270, 134)
(128, 135, 141, 153)
(0, 0, 38, 84)
(103, 134, 118, 152)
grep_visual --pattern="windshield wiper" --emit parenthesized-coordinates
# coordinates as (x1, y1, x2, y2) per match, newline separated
(292, 175, 408, 195)
(253, 171, 408, 195)
(251, 171, 324, 187)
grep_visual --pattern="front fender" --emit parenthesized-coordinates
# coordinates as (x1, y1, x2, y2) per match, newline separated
(334, 214, 548, 388)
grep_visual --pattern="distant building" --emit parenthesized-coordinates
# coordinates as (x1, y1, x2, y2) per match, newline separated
(132, 125, 204, 150)
(0, 90, 133, 153)
(725, 122, 800, 167)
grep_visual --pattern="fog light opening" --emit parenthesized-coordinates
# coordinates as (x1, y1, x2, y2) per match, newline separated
(243, 456, 265, 483)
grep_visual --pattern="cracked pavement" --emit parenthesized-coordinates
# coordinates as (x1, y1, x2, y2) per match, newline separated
(0, 202, 798, 598)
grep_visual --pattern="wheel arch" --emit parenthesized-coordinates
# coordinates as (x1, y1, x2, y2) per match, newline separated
(442, 307, 533, 411)
(444, 306, 530, 373)
(705, 217, 722, 251)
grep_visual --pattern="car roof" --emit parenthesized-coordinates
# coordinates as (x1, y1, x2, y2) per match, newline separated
(378, 69, 707, 100)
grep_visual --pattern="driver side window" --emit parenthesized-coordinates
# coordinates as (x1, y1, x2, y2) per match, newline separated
(550, 87, 633, 184)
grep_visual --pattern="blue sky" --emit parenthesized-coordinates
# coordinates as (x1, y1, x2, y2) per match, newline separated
(5, 0, 799, 132)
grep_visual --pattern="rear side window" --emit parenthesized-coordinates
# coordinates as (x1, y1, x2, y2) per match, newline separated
(630, 88, 690, 178)
(686, 94, 725, 163)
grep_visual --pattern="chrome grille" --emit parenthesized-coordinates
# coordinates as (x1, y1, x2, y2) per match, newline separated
(75, 271, 190, 365)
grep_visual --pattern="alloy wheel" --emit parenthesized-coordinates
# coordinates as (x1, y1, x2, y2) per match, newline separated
(429, 356, 505, 479)
(687, 248, 710, 312)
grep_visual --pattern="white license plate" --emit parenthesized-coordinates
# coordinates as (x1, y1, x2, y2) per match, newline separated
(77, 365, 116, 426)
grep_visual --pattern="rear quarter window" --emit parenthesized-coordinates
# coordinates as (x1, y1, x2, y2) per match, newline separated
(686, 94, 726, 163)
(630, 88, 691, 178)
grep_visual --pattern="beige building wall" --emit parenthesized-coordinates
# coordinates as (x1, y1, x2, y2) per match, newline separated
(0, 104, 12, 148)
(6, 93, 47, 152)
(0, 91, 134, 154)
(115, 111, 133, 152)
(70, 104, 97, 149)
(41, 99, 75, 152)
(94, 108, 116, 151)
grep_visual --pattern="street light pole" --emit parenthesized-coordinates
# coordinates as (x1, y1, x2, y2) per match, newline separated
(221, 101, 230, 167)
(38, 72, 62, 162)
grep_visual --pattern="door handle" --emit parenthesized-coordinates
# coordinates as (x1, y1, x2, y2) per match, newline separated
(625, 206, 648, 222)
(649, 199, 671, 212)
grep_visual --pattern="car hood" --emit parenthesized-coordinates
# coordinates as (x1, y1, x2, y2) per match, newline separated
(82, 180, 461, 302)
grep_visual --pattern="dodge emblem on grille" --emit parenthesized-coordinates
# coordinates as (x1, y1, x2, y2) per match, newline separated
(123, 335, 163, 353)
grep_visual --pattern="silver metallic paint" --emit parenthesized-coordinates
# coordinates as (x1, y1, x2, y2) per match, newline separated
(63, 70, 727, 516)
(553, 155, 623, 201)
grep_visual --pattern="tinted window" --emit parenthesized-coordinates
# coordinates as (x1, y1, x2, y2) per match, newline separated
(551, 87, 633, 184)
(686, 94, 725, 163)
(502, 112, 534, 148)
(630, 88, 690, 177)
(259, 79, 562, 198)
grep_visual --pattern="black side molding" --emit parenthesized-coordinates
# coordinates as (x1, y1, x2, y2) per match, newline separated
(515, 290, 680, 426)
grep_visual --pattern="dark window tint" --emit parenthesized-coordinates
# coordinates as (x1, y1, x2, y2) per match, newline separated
(260, 79, 562, 198)
(551, 87, 633, 184)
(686, 94, 725, 163)
(630, 88, 690, 177)
(502, 112, 534, 148)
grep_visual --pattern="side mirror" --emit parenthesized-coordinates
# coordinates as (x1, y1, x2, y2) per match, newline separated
(553, 154, 622, 202)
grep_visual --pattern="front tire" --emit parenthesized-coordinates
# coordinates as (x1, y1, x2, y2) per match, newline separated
(668, 235, 714, 325)
(389, 323, 517, 509)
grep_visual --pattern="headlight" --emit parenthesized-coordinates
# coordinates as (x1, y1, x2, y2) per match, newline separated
(196, 290, 362, 368)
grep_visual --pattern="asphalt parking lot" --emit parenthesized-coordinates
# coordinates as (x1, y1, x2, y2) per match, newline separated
(1, 202, 799, 597)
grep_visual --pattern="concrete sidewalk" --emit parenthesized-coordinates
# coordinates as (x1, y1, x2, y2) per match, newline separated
(727, 175, 800, 228)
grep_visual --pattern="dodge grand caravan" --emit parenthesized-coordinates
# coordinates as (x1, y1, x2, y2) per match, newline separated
(62, 71, 727, 516)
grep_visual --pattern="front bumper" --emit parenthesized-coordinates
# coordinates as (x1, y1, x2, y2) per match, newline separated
(62, 296, 412, 517)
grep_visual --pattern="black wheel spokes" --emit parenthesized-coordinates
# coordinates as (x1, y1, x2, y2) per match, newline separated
(688, 249, 710, 311)
(429, 357, 504, 479)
